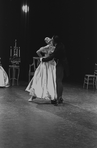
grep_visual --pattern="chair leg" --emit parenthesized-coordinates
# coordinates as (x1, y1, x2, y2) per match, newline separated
(93, 78, 95, 89)
(29, 75, 30, 82)
(95, 80, 97, 89)
(87, 79, 89, 89)
(87, 84, 88, 89)
(83, 77, 85, 88)
(83, 83, 85, 88)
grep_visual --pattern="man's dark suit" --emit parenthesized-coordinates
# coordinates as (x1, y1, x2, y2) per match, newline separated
(42, 42, 65, 103)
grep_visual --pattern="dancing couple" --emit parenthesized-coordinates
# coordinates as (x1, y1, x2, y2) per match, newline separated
(26, 35, 65, 105)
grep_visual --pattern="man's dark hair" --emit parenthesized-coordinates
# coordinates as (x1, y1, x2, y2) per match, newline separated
(53, 35, 61, 44)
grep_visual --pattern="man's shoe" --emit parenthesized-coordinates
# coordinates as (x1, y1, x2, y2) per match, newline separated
(51, 99, 58, 106)
(54, 99, 58, 106)
(51, 100, 56, 104)
(58, 97, 63, 104)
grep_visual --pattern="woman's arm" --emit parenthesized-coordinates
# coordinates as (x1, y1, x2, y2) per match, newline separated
(36, 51, 42, 57)
(36, 45, 49, 53)
(36, 47, 43, 57)
(42, 53, 55, 62)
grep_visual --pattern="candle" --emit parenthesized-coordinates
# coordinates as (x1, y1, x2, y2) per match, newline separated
(15, 39, 17, 48)
(16, 47, 18, 57)
(14, 47, 15, 55)
(10, 46, 12, 57)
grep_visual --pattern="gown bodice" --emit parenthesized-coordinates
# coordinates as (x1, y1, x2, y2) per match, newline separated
(42, 45, 55, 58)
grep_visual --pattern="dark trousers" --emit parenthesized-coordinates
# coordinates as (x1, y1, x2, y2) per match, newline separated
(56, 62, 64, 99)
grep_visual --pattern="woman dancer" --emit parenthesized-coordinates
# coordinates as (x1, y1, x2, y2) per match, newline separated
(25, 37, 57, 102)
(0, 59, 9, 87)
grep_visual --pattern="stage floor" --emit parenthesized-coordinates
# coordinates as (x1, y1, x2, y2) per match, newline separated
(0, 82, 97, 148)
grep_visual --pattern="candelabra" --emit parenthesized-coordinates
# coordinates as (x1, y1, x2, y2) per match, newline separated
(9, 39, 21, 65)
(9, 39, 21, 86)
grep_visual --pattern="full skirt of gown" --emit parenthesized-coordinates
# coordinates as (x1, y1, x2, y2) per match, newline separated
(0, 66, 9, 87)
(25, 60, 57, 100)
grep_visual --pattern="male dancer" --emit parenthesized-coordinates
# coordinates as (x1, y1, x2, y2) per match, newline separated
(42, 35, 65, 105)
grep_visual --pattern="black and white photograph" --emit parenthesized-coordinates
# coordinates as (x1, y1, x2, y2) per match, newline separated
(0, 0, 96, 148)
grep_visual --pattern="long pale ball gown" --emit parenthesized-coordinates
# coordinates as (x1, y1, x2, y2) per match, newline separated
(0, 65, 9, 87)
(25, 44, 57, 101)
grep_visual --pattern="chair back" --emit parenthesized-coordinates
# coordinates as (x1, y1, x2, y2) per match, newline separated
(33, 57, 40, 71)
(28, 57, 40, 82)
(94, 63, 97, 76)
(94, 64, 97, 82)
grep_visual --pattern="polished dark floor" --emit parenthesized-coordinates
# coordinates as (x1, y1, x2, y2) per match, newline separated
(0, 82, 97, 148)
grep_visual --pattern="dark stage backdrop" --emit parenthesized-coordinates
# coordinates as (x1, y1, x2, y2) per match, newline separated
(0, 0, 95, 84)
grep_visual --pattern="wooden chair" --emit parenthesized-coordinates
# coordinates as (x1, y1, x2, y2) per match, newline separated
(83, 63, 97, 89)
(28, 57, 40, 82)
